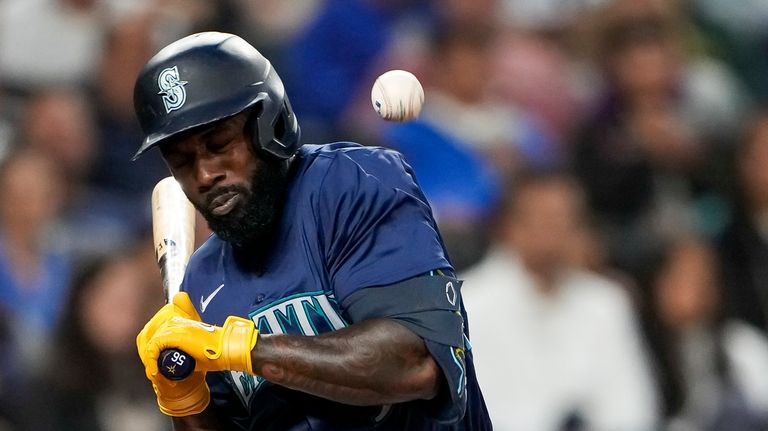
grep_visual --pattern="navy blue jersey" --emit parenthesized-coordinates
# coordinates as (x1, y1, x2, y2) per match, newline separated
(181, 143, 491, 430)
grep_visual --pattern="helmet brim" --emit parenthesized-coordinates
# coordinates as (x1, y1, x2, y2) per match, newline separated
(131, 91, 267, 160)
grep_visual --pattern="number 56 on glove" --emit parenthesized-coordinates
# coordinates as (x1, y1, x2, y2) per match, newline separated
(143, 315, 260, 376)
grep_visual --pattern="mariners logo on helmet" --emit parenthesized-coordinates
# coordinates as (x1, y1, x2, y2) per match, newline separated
(157, 66, 188, 113)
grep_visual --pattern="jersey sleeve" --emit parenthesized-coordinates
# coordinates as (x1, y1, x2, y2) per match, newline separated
(316, 147, 452, 303)
(340, 272, 470, 423)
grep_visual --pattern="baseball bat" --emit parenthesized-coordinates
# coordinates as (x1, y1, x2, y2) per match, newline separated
(152, 177, 196, 380)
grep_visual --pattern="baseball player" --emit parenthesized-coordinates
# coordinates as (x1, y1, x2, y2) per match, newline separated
(133, 32, 491, 430)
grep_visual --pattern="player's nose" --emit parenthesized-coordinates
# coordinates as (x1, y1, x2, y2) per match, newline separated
(194, 155, 224, 193)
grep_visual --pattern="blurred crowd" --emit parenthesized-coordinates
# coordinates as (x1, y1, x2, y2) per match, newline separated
(0, 0, 767, 430)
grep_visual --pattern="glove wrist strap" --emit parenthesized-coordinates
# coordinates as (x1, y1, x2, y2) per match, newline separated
(222, 316, 259, 373)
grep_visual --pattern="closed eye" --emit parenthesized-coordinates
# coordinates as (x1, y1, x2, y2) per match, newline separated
(160, 139, 195, 171)
(166, 153, 193, 171)
(207, 138, 232, 154)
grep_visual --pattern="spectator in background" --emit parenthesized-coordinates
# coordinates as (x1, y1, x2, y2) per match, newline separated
(15, 88, 123, 259)
(342, 0, 501, 144)
(491, 32, 583, 164)
(719, 113, 768, 335)
(90, 15, 157, 195)
(384, 22, 551, 268)
(415, 23, 537, 178)
(235, 0, 321, 60)
(0, 150, 71, 369)
(18, 248, 166, 431)
(590, 0, 748, 145)
(574, 5, 704, 279)
(462, 173, 658, 431)
(85, 16, 168, 250)
(19, 89, 96, 191)
(645, 238, 768, 431)
(283, 0, 432, 141)
(0, 0, 107, 91)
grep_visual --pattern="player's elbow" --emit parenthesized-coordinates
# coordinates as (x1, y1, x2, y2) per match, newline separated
(392, 356, 441, 402)
(415, 356, 442, 400)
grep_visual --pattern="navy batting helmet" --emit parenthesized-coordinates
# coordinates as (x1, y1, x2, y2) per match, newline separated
(132, 32, 300, 160)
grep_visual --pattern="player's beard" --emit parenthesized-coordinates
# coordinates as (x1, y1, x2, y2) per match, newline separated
(196, 157, 288, 251)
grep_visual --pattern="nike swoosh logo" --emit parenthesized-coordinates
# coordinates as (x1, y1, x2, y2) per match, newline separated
(200, 284, 224, 313)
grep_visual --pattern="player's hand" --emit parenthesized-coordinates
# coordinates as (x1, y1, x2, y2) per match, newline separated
(137, 292, 210, 417)
(137, 292, 201, 347)
(145, 363, 210, 417)
(146, 315, 259, 375)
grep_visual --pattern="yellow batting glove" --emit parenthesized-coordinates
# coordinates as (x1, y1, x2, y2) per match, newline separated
(146, 367, 209, 417)
(137, 292, 210, 417)
(137, 292, 201, 349)
(146, 315, 259, 375)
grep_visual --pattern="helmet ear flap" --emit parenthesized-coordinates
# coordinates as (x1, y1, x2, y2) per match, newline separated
(246, 101, 263, 154)
(248, 97, 300, 160)
(277, 97, 299, 146)
(267, 99, 300, 159)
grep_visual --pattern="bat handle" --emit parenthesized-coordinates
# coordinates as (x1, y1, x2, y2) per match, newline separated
(158, 348, 196, 380)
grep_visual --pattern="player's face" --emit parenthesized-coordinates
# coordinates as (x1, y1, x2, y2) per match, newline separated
(507, 181, 582, 276)
(160, 113, 287, 248)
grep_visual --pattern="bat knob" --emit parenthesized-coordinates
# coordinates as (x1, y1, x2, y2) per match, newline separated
(158, 348, 196, 380)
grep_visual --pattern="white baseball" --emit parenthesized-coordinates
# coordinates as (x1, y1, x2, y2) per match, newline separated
(371, 70, 424, 122)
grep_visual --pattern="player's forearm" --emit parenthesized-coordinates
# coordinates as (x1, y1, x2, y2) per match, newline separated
(172, 407, 226, 431)
(251, 318, 440, 405)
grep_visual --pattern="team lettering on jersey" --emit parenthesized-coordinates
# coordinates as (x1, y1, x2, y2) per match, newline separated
(228, 291, 348, 407)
